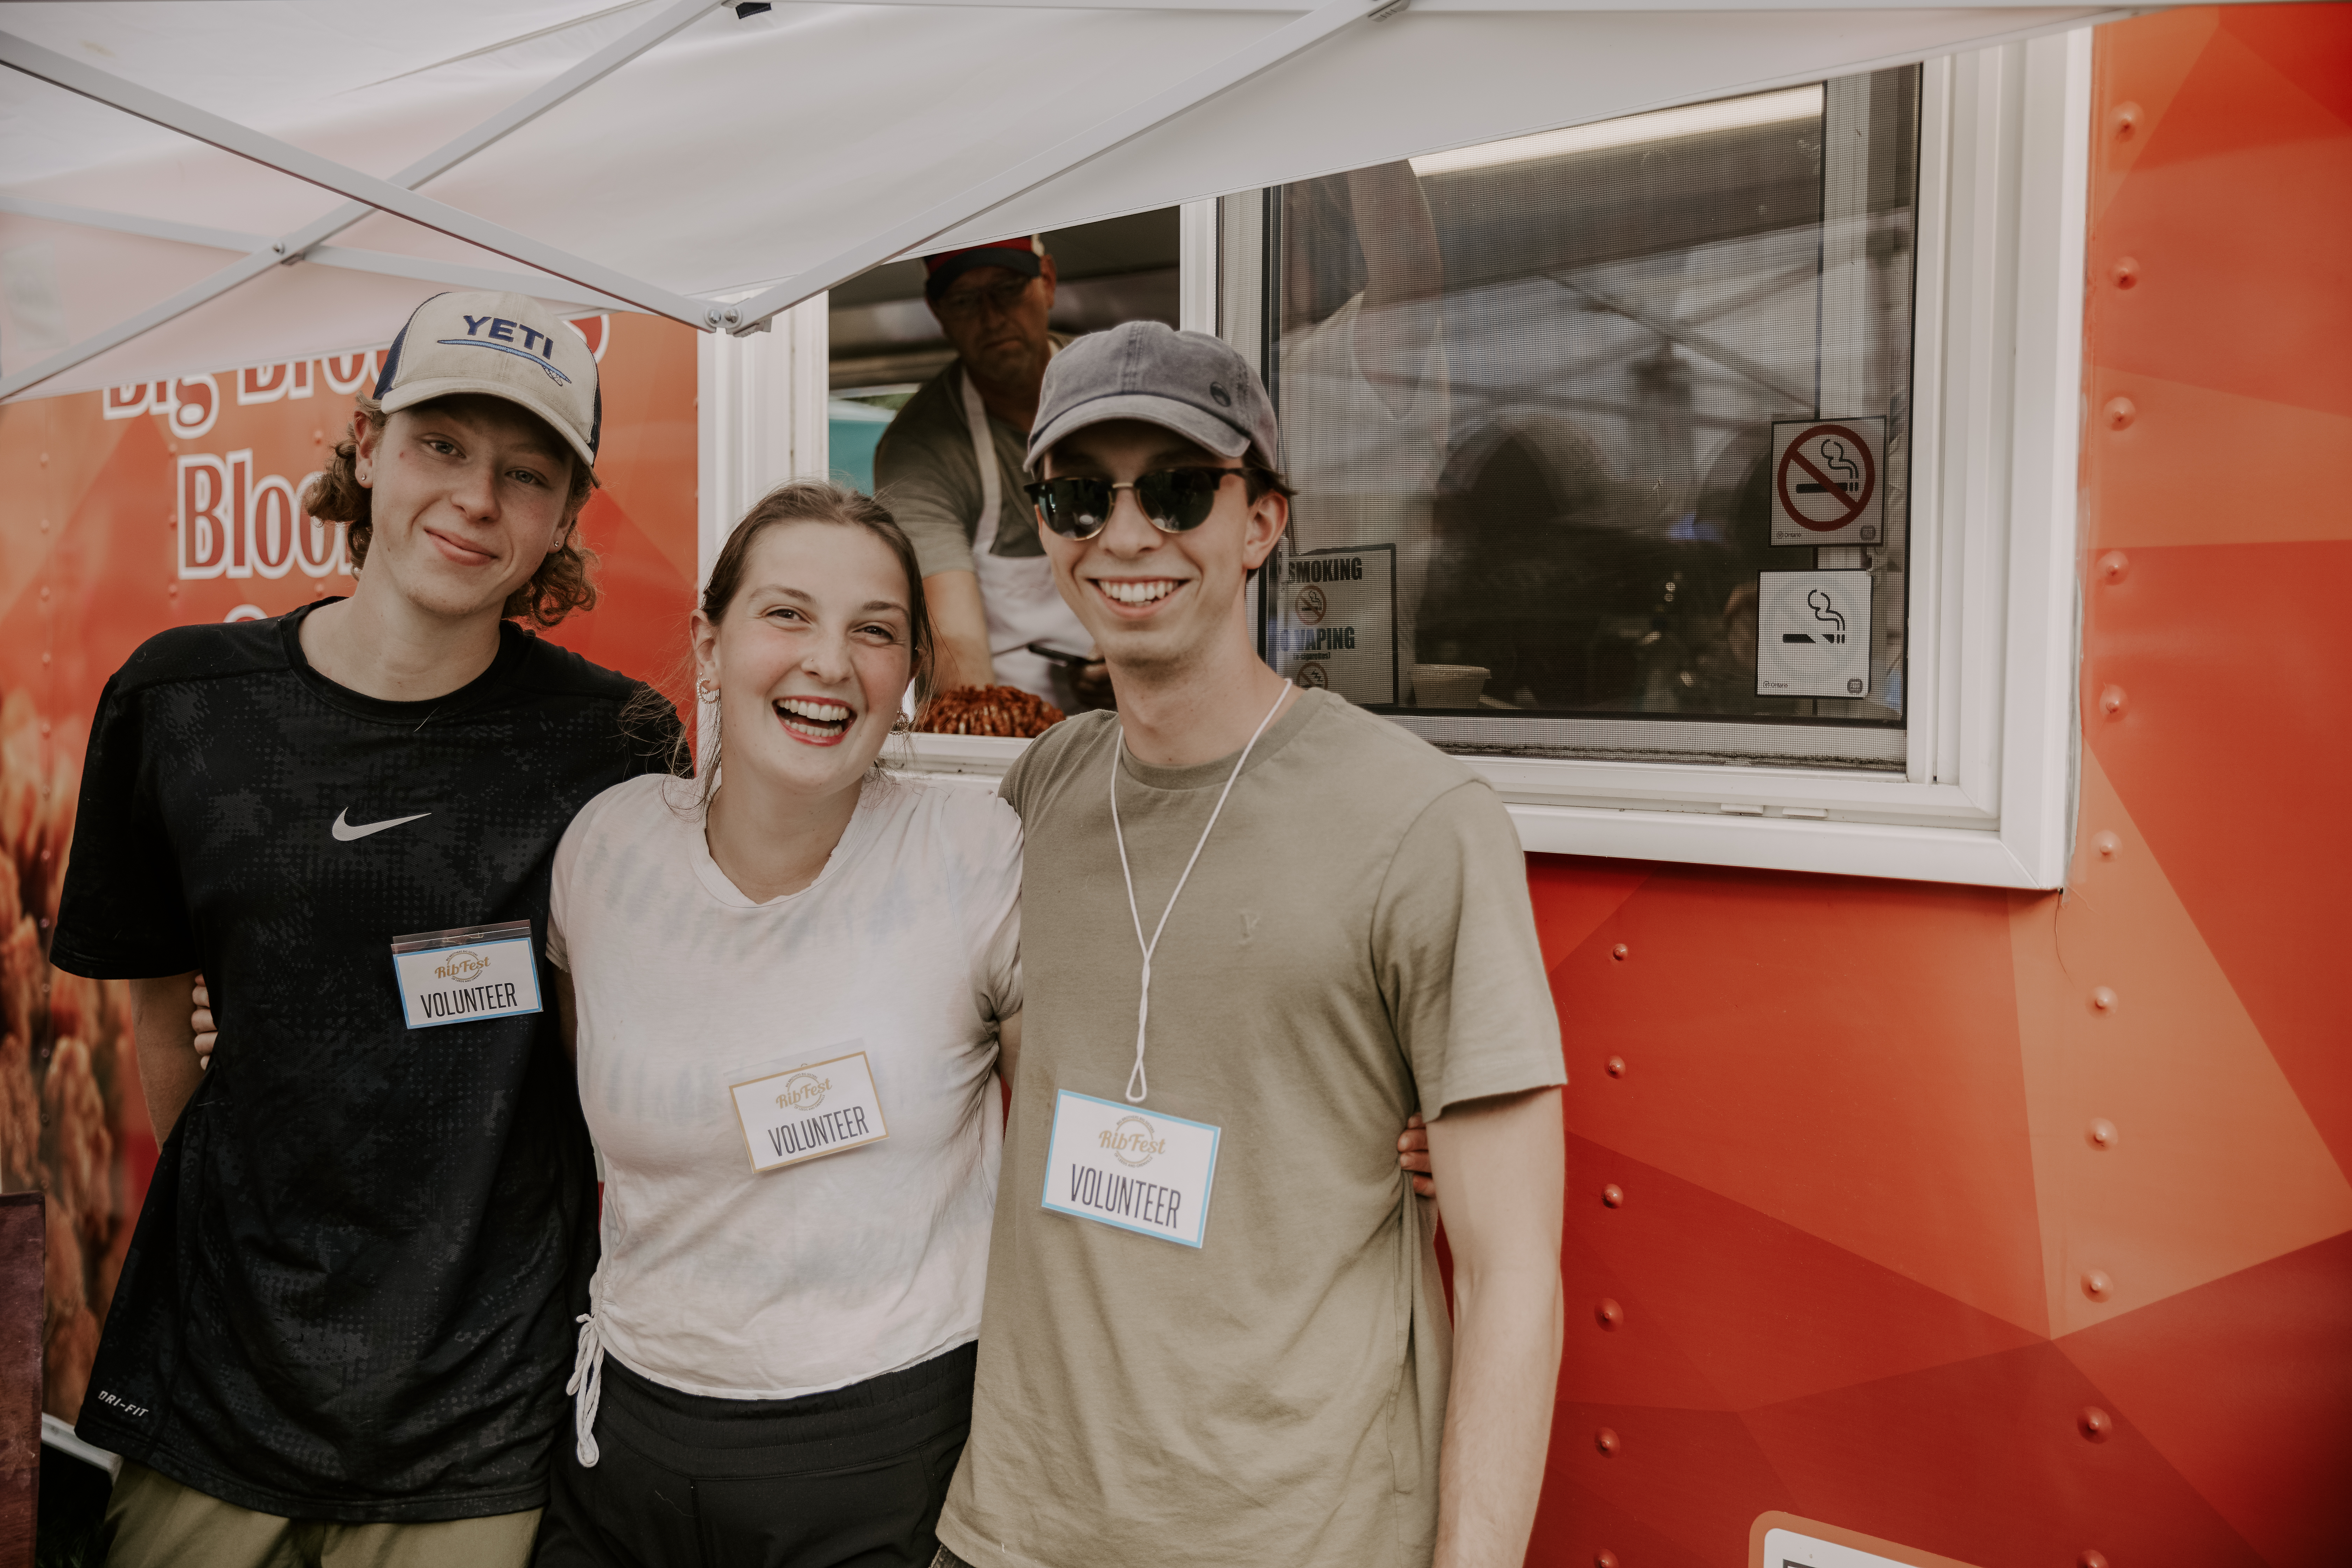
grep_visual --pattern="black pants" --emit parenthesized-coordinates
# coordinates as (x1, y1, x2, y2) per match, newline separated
(536, 1340, 976, 1568)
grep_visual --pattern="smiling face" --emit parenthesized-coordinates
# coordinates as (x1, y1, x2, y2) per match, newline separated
(1038, 419, 1288, 679)
(351, 395, 578, 620)
(692, 520, 917, 804)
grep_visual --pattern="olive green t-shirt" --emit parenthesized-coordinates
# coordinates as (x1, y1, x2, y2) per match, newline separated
(938, 689, 1565, 1568)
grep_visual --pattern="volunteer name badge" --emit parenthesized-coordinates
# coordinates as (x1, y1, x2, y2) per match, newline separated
(730, 1051, 890, 1172)
(391, 920, 542, 1029)
(1042, 1090, 1220, 1248)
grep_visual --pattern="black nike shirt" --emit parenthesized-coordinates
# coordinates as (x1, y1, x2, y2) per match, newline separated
(53, 603, 679, 1521)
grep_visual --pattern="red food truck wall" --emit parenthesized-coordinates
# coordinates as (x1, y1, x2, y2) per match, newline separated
(0, 312, 701, 1423)
(1525, 8, 2351, 1566)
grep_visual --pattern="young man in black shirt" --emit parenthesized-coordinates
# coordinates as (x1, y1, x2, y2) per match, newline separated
(52, 290, 676, 1566)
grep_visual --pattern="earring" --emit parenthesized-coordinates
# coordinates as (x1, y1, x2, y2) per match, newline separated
(696, 678, 717, 701)
(890, 712, 913, 734)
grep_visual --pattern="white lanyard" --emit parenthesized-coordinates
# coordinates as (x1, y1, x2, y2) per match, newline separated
(1110, 684, 1292, 1104)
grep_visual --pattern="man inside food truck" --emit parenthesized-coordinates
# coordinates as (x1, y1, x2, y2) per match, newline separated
(935, 322, 1566, 1568)
(872, 237, 1107, 713)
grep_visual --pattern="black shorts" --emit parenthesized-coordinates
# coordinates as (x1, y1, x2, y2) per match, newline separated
(535, 1340, 976, 1568)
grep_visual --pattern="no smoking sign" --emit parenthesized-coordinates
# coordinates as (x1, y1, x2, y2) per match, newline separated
(1770, 416, 1885, 545)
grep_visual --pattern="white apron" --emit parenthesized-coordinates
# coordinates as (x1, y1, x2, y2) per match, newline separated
(962, 366, 1093, 707)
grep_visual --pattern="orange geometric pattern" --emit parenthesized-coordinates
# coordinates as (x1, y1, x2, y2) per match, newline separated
(1523, 10, 2352, 1563)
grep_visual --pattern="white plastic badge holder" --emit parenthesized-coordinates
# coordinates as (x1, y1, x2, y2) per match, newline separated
(390, 920, 543, 1030)
(1041, 1089, 1220, 1248)
(730, 1051, 890, 1172)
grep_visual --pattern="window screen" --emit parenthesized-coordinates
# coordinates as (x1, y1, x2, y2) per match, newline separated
(1242, 68, 1921, 769)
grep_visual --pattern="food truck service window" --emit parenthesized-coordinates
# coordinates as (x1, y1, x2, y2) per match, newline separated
(1200, 36, 2090, 889)
(1265, 71, 1919, 746)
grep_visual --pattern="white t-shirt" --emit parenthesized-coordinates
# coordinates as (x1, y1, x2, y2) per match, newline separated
(547, 770, 1022, 1400)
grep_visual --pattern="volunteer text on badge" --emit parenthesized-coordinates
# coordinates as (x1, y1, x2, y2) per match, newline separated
(730, 1050, 890, 1173)
(390, 921, 543, 1030)
(1042, 1090, 1221, 1248)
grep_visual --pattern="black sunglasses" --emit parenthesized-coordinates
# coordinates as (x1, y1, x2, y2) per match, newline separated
(1023, 467, 1252, 540)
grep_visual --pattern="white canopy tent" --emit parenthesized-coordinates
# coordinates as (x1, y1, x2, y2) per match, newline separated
(0, 0, 2147, 401)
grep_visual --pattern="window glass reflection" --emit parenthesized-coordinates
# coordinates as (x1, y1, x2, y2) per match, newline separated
(1265, 68, 1920, 761)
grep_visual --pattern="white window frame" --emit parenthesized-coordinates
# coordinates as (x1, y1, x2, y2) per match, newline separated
(698, 293, 832, 572)
(899, 31, 2091, 890)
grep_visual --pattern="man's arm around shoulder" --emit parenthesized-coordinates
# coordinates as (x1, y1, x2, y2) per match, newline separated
(1426, 1084, 1566, 1568)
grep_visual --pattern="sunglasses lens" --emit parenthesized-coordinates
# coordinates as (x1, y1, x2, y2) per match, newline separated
(1134, 469, 1225, 532)
(1028, 470, 1242, 537)
(1032, 478, 1114, 538)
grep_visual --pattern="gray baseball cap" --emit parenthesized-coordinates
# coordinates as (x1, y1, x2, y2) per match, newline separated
(1025, 321, 1280, 472)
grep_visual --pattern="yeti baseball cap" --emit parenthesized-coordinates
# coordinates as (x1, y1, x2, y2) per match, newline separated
(1025, 321, 1280, 473)
(372, 290, 602, 467)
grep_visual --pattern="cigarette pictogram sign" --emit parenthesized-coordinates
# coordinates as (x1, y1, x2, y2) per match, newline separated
(1771, 416, 1885, 545)
(1755, 570, 1872, 699)
(1270, 544, 1395, 706)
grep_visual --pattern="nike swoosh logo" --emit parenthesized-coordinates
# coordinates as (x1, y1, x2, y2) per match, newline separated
(332, 809, 431, 842)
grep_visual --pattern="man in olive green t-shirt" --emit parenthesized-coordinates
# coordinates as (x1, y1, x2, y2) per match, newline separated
(936, 323, 1567, 1568)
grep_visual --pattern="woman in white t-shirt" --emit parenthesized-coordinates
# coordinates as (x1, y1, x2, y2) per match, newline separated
(534, 482, 1022, 1568)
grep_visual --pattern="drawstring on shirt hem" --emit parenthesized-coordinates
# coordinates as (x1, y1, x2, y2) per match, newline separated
(567, 1311, 606, 1467)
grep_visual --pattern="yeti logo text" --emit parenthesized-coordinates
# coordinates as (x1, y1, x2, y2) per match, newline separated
(438, 315, 573, 384)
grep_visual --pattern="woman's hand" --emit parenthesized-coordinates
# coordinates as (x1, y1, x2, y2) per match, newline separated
(1399, 1112, 1434, 1199)
(191, 973, 217, 1068)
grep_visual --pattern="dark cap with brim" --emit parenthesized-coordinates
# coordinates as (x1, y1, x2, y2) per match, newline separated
(923, 238, 1044, 301)
(1025, 322, 1280, 472)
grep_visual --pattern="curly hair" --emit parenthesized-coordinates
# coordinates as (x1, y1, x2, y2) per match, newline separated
(302, 395, 600, 627)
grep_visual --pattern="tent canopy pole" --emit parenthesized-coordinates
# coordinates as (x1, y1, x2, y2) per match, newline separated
(726, 0, 1394, 332)
(0, 0, 719, 399)
(0, 196, 644, 314)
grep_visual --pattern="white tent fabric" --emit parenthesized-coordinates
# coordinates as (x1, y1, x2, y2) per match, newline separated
(0, 0, 2141, 399)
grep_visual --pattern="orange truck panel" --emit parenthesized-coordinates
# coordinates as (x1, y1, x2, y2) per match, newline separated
(1532, 8, 2352, 1563)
